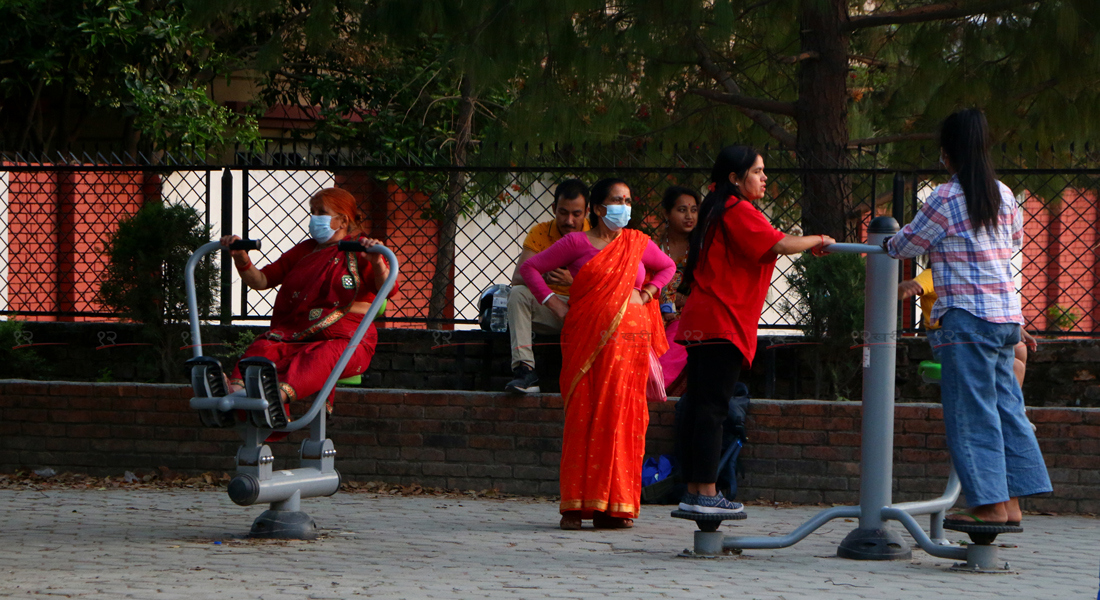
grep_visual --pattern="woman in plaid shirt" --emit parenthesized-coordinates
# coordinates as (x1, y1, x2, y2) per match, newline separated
(886, 109, 1051, 527)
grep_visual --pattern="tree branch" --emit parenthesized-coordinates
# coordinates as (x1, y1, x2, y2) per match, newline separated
(849, 54, 891, 68)
(847, 132, 936, 147)
(692, 38, 797, 149)
(619, 103, 725, 140)
(845, 0, 1039, 31)
(778, 51, 819, 65)
(687, 89, 797, 117)
(1011, 78, 1058, 100)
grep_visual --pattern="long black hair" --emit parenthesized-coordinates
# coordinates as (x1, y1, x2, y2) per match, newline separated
(678, 145, 760, 294)
(588, 178, 630, 229)
(940, 109, 1001, 232)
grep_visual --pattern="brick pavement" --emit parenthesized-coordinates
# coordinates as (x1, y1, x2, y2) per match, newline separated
(2, 489, 1097, 599)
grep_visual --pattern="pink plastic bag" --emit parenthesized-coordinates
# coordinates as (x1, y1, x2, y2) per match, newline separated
(646, 348, 668, 402)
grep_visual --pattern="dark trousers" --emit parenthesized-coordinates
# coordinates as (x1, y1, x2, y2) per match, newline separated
(677, 341, 743, 484)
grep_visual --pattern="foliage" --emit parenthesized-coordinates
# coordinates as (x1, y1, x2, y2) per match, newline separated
(0, 320, 50, 380)
(98, 201, 219, 382)
(213, 328, 257, 366)
(783, 253, 866, 400)
(1046, 304, 1080, 332)
(0, 0, 259, 155)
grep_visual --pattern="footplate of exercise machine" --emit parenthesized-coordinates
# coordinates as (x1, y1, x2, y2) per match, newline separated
(671, 510, 747, 558)
(943, 520, 1022, 546)
(239, 357, 288, 429)
(671, 509, 747, 532)
(186, 356, 234, 428)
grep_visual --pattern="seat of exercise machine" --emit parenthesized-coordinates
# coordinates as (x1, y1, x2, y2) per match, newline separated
(918, 360, 941, 384)
(671, 509, 747, 532)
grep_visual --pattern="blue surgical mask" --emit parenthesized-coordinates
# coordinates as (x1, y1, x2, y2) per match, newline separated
(601, 204, 631, 230)
(309, 215, 337, 242)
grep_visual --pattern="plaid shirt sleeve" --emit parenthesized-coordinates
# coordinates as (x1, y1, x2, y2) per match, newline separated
(886, 191, 948, 259)
(1011, 199, 1024, 251)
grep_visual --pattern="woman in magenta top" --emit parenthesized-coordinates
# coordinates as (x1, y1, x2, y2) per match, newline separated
(520, 178, 675, 531)
(674, 146, 833, 515)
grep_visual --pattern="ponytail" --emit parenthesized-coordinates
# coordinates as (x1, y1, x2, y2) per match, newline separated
(678, 146, 759, 294)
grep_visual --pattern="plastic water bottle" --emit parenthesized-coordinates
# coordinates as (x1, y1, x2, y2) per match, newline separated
(490, 285, 511, 333)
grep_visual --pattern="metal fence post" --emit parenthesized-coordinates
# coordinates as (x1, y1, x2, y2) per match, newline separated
(220, 168, 233, 326)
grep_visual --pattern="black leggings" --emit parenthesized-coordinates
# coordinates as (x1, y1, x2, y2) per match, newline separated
(677, 340, 743, 484)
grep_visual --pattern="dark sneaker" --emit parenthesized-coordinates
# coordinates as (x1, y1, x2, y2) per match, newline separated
(683, 492, 744, 515)
(677, 492, 698, 512)
(505, 365, 540, 394)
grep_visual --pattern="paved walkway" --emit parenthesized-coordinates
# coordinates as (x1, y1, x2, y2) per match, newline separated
(2, 489, 1097, 599)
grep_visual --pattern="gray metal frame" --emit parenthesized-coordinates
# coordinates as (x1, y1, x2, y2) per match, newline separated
(703, 217, 1004, 568)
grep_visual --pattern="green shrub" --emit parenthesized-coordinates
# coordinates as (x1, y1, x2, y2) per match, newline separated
(1046, 303, 1080, 332)
(98, 201, 219, 382)
(783, 252, 866, 400)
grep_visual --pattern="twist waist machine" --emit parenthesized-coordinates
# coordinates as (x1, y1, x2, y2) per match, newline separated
(678, 217, 1020, 574)
(183, 239, 399, 539)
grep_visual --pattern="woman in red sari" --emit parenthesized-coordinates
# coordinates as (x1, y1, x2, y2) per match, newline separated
(220, 188, 396, 412)
(519, 178, 676, 530)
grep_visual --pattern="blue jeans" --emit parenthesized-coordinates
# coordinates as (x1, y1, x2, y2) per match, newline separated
(930, 308, 1052, 507)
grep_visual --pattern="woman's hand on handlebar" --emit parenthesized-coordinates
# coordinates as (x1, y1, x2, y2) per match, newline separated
(356, 236, 387, 268)
(220, 234, 248, 261)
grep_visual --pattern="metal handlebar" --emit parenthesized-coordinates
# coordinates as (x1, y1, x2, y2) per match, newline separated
(823, 242, 886, 255)
(185, 241, 240, 358)
(229, 239, 262, 251)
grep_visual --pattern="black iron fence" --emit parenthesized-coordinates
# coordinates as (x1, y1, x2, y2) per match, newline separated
(2, 143, 1099, 335)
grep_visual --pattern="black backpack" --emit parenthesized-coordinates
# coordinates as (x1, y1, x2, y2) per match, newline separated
(716, 382, 750, 500)
(641, 383, 751, 504)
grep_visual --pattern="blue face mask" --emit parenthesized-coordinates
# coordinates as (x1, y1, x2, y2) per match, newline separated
(309, 215, 337, 242)
(601, 204, 631, 230)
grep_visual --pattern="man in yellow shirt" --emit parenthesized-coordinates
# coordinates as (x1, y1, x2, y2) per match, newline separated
(505, 179, 590, 394)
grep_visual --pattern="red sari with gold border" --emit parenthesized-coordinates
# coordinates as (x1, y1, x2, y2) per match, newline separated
(558, 229, 668, 518)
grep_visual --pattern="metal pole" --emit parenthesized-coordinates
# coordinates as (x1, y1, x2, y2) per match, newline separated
(220, 168, 233, 326)
(837, 215, 910, 560)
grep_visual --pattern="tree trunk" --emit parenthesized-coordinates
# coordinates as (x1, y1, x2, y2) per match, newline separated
(796, 0, 851, 241)
(427, 77, 476, 328)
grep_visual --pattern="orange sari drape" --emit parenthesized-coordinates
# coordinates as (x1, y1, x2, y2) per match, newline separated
(559, 229, 668, 518)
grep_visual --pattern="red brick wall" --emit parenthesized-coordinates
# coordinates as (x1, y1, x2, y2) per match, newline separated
(2, 382, 1097, 513)
(5, 168, 149, 321)
(1021, 188, 1099, 333)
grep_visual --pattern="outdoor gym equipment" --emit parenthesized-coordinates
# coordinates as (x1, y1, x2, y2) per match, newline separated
(184, 238, 399, 539)
(675, 217, 1020, 573)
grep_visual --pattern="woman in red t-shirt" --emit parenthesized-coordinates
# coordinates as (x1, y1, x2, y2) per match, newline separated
(674, 146, 834, 514)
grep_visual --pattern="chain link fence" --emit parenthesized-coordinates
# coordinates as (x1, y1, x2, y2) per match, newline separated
(2, 143, 1098, 335)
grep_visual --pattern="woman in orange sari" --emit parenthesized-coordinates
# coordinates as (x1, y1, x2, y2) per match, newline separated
(219, 188, 398, 415)
(520, 178, 676, 530)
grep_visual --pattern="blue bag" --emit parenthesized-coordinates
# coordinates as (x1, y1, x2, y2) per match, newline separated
(641, 454, 675, 487)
